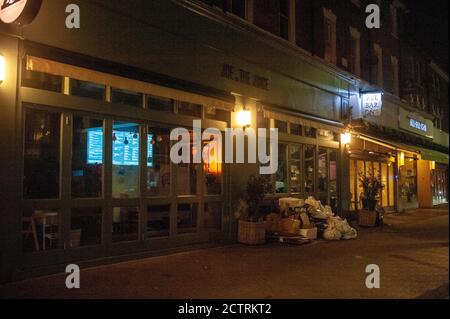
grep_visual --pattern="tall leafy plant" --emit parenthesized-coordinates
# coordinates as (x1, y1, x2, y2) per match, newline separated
(236, 175, 273, 222)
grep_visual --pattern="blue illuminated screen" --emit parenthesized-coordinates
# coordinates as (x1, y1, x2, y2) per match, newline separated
(87, 127, 153, 166)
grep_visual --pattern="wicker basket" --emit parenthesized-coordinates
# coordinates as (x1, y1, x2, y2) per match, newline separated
(358, 209, 376, 227)
(278, 218, 301, 235)
(238, 220, 266, 245)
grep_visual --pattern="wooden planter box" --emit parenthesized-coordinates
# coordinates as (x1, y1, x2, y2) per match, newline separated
(358, 210, 376, 227)
(238, 220, 266, 245)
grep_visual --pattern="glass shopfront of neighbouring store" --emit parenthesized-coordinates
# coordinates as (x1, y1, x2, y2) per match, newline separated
(348, 136, 397, 212)
(257, 109, 342, 214)
(19, 53, 231, 259)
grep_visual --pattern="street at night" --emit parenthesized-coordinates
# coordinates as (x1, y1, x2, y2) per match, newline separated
(1, 207, 447, 299)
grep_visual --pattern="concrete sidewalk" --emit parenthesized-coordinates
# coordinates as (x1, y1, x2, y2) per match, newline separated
(1, 207, 448, 299)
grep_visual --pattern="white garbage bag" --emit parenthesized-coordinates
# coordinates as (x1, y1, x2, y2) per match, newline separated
(323, 228, 341, 240)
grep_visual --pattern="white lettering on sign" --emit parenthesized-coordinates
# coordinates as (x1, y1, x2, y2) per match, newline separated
(409, 118, 427, 132)
(362, 93, 383, 117)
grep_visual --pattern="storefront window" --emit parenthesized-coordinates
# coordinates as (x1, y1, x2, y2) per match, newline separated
(22, 209, 60, 252)
(111, 88, 143, 107)
(356, 160, 364, 208)
(70, 208, 102, 247)
(72, 116, 103, 198)
(204, 202, 222, 231)
(24, 108, 61, 199)
(304, 126, 317, 138)
(177, 203, 198, 234)
(381, 163, 388, 207)
(147, 127, 171, 196)
(22, 62, 62, 93)
(388, 163, 395, 206)
(178, 101, 202, 118)
(112, 122, 140, 198)
(329, 150, 338, 211)
(399, 157, 418, 205)
(289, 145, 301, 193)
(205, 107, 228, 122)
(290, 123, 302, 136)
(276, 144, 288, 193)
(350, 160, 356, 211)
(176, 131, 198, 195)
(203, 133, 222, 195)
(274, 120, 288, 134)
(318, 148, 328, 193)
(304, 145, 315, 194)
(70, 79, 105, 101)
(147, 95, 174, 113)
(147, 205, 170, 238)
(112, 207, 139, 242)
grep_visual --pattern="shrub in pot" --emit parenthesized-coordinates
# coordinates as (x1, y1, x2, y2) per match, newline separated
(236, 175, 272, 245)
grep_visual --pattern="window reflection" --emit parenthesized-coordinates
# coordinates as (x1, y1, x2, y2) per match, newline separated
(112, 207, 139, 242)
(177, 203, 198, 234)
(289, 145, 301, 193)
(276, 144, 287, 193)
(204, 202, 222, 231)
(72, 116, 103, 198)
(24, 108, 60, 199)
(203, 133, 222, 195)
(147, 205, 170, 238)
(147, 127, 171, 196)
(304, 145, 315, 194)
(176, 130, 198, 195)
(71, 208, 102, 247)
(112, 122, 140, 198)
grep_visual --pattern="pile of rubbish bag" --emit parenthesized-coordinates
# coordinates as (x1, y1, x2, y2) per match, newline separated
(296, 196, 358, 241)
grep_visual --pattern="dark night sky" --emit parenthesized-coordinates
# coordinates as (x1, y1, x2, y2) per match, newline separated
(406, 0, 449, 72)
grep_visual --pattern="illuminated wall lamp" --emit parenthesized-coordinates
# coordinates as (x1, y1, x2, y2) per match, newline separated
(340, 132, 351, 145)
(430, 160, 436, 170)
(398, 152, 405, 166)
(0, 54, 5, 84)
(236, 109, 251, 129)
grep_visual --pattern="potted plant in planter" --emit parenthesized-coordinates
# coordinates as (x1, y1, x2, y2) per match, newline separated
(359, 173, 383, 211)
(236, 175, 272, 245)
(358, 173, 383, 226)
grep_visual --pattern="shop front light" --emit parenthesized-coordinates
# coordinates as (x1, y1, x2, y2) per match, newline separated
(236, 109, 251, 129)
(398, 152, 405, 166)
(430, 161, 436, 170)
(0, 54, 5, 84)
(340, 132, 351, 145)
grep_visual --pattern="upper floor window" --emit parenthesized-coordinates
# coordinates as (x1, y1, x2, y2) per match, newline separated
(390, 4, 398, 37)
(201, 0, 246, 19)
(373, 43, 383, 87)
(323, 8, 337, 65)
(391, 56, 399, 96)
(349, 27, 361, 77)
(279, 0, 289, 40)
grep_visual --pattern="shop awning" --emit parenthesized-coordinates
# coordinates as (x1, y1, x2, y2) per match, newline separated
(355, 133, 449, 164)
(26, 55, 235, 112)
(416, 148, 449, 164)
(262, 106, 344, 133)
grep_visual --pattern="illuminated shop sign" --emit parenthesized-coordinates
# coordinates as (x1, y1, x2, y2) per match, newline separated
(409, 118, 427, 132)
(362, 93, 383, 117)
(0, 0, 42, 25)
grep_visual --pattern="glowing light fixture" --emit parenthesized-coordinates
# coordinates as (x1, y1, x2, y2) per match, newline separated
(430, 161, 436, 170)
(0, 54, 5, 84)
(236, 109, 251, 129)
(340, 132, 351, 145)
(398, 152, 405, 166)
